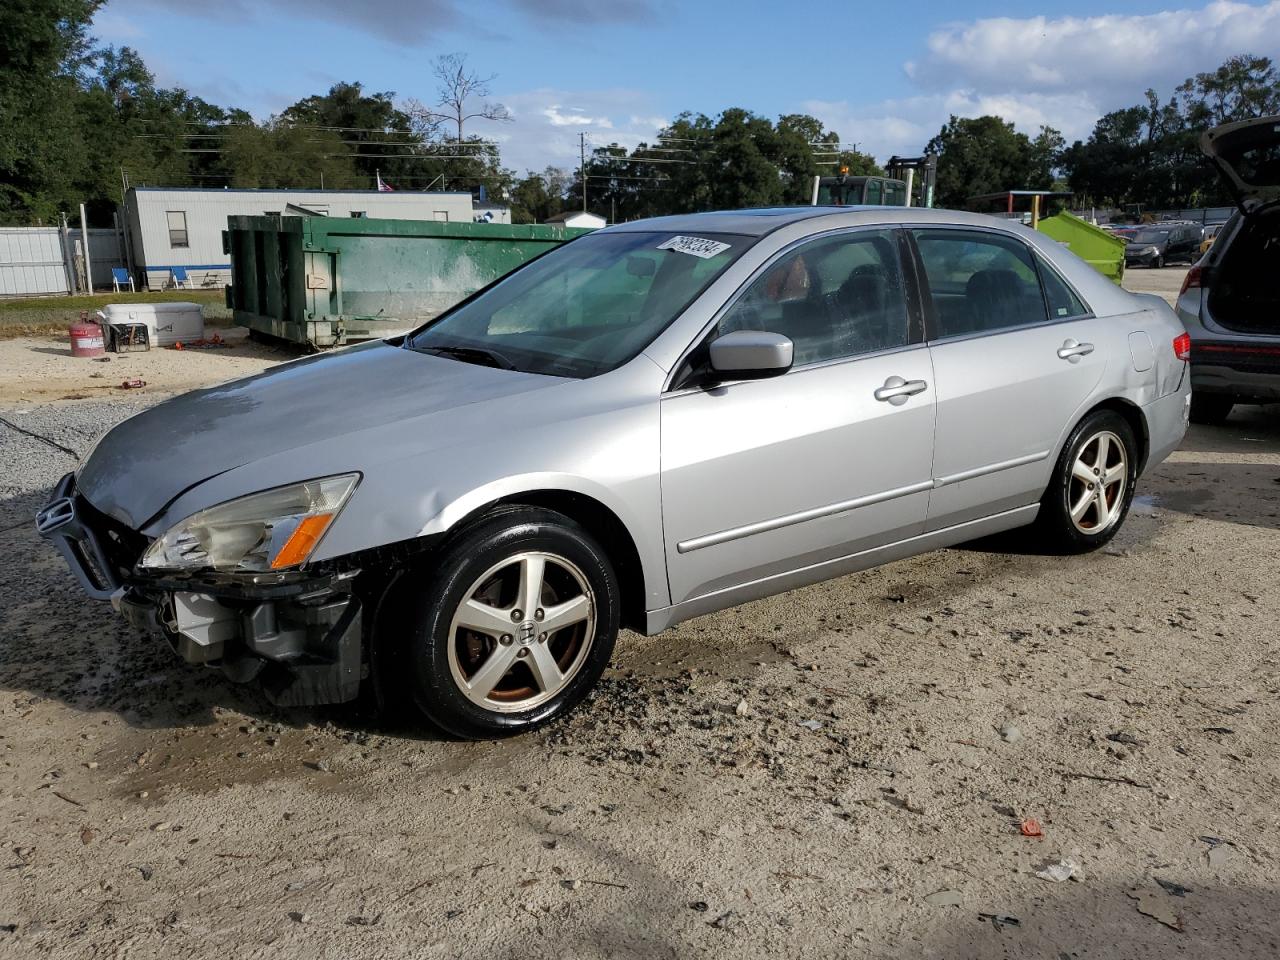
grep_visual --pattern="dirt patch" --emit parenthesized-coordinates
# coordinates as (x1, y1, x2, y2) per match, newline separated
(2, 389, 1280, 958)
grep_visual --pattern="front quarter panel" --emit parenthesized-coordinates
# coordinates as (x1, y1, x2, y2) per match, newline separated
(143, 356, 671, 611)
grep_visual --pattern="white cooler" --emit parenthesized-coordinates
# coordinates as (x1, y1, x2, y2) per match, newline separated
(101, 302, 203, 347)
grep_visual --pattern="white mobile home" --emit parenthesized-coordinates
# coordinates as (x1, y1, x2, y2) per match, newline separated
(122, 188, 478, 290)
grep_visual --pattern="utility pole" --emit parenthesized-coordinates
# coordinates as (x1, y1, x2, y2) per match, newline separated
(580, 132, 587, 213)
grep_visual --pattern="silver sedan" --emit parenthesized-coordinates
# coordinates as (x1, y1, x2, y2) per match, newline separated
(39, 207, 1191, 737)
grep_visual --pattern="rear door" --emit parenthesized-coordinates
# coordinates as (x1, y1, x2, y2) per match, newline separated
(911, 227, 1106, 531)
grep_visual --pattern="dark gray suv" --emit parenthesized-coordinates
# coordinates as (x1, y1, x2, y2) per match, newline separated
(1177, 115, 1280, 424)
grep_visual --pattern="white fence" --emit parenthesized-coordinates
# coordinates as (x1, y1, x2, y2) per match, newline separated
(0, 227, 127, 297)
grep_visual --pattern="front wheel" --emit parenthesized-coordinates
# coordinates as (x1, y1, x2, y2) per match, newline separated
(378, 507, 619, 739)
(1033, 410, 1137, 553)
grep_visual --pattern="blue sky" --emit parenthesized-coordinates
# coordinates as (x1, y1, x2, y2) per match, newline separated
(95, 0, 1280, 174)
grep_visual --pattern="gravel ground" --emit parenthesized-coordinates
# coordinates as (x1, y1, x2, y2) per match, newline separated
(4, 288, 1280, 959)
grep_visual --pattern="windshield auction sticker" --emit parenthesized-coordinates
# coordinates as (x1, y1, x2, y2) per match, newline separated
(657, 235, 731, 259)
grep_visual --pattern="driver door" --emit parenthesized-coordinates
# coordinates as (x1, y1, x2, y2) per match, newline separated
(660, 228, 936, 607)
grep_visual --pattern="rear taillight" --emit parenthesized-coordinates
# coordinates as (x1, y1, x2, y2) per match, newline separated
(1179, 265, 1203, 297)
(1173, 332, 1191, 361)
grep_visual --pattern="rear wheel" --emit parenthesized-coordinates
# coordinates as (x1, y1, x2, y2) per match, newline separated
(1034, 410, 1137, 553)
(1189, 393, 1234, 425)
(378, 507, 619, 739)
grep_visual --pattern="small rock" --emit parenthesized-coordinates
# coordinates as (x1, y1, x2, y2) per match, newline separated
(735, 699, 749, 717)
(137, 865, 154, 881)
(79, 827, 95, 846)
(562, 879, 582, 891)
(85, 762, 98, 770)
(287, 911, 309, 924)
(689, 901, 710, 912)
(924, 889, 963, 907)
(999, 724, 1023, 743)
(150, 822, 172, 832)
(798, 719, 823, 731)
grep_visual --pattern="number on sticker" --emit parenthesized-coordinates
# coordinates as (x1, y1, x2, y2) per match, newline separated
(657, 236, 732, 259)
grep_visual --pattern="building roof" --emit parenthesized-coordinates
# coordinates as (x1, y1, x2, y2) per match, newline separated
(544, 210, 606, 224)
(130, 186, 472, 197)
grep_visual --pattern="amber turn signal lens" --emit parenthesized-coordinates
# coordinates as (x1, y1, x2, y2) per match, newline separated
(270, 513, 335, 569)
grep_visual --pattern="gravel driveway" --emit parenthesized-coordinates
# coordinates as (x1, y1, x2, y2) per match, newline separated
(3, 327, 1279, 958)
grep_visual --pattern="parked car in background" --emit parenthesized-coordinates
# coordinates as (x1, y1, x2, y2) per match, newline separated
(39, 207, 1191, 738)
(1178, 114, 1280, 423)
(1123, 222, 1203, 268)
(1199, 221, 1227, 256)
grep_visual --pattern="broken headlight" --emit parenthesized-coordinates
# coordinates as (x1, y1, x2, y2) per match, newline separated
(139, 474, 359, 573)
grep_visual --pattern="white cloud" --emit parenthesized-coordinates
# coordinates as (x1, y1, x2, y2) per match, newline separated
(479, 88, 667, 174)
(808, 1, 1280, 162)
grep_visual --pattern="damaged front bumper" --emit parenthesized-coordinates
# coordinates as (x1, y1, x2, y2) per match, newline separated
(36, 473, 364, 706)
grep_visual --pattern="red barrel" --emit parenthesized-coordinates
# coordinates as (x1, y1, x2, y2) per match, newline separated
(69, 320, 105, 358)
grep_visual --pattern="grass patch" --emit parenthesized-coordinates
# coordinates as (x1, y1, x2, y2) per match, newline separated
(0, 290, 231, 338)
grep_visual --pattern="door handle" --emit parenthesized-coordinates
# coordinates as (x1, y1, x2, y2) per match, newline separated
(1057, 339, 1095, 362)
(874, 376, 928, 405)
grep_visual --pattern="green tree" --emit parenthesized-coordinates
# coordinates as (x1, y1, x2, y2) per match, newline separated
(281, 82, 417, 187)
(925, 115, 1036, 208)
(0, 0, 102, 222)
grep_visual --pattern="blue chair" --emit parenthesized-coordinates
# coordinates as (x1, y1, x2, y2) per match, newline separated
(169, 266, 192, 289)
(111, 267, 135, 292)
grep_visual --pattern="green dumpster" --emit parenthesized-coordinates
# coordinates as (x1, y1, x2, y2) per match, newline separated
(224, 216, 593, 348)
(1036, 211, 1125, 285)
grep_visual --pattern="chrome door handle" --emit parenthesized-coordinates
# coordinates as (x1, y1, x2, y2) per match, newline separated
(1057, 339, 1095, 361)
(874, 376, 928, 405)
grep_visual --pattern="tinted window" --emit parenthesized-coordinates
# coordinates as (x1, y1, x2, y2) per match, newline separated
(913, 230, 1047, 338)
(1039, 258, 1089, 319)
(716, 230, 909, 365)
(407, 231, 749, 378)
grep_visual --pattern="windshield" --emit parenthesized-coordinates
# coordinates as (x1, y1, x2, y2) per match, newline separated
(406, 230, 750, 378)
(1132, 229, 1169, 244)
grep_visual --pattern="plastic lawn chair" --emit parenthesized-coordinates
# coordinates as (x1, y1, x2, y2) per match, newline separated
(111, 267, 135, 292)
(169, 266, 192, 289)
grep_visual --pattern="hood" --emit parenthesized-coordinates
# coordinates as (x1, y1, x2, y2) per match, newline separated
(77, 340, 562, 529)
(1201, 115, 1280, 213)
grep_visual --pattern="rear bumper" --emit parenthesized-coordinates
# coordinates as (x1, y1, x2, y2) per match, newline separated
(36, 473, 364, 706)
(1191, 340, 1280, 401)
(1143, 385, 1191, 472)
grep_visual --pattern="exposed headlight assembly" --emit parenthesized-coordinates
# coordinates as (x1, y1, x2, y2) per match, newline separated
(139, 474, 359, 573)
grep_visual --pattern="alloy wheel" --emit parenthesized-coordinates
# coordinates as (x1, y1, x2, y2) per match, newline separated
(1068, 430, 1128, 534)
(446, 551, 596, 713)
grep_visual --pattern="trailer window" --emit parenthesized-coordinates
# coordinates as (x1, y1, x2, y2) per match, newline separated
(166, 211, 189, 248)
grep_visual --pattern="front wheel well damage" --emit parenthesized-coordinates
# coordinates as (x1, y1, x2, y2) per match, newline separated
(352, 492, 648, 636)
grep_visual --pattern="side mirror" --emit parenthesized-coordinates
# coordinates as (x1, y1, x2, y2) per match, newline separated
(708, 330, 793, 381)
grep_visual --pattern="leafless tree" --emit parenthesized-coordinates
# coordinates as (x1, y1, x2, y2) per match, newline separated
(408, 53, 512, 144)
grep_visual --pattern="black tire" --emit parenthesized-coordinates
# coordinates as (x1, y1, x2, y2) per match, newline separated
(1034, 410, 1138, 554)
(1155, 254, 1164, 269)
(1189, 393, 1234, 425)
(375, 506, 619, 739)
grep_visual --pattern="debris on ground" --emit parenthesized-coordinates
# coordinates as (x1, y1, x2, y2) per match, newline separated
(999, 723, 1023, 743)
(1127, 888, 1184, 931)
(1155, 877, 1192, 897)
(978, 912, 1021, 931)
(924, 889, 964, 907)
(1019, 818, 1045, 838)
(1034, 858, 1083, 882)
(118, 378, 146, 389)
(797, 719, 823, 731)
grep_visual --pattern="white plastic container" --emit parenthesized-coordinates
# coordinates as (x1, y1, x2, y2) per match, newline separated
(101, 302, 203, 347)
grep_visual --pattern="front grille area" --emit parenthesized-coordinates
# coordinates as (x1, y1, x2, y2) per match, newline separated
(73, 494, 150, 580)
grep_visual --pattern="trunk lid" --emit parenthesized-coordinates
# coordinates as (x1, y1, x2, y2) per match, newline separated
(1201, 115, 1280, 215)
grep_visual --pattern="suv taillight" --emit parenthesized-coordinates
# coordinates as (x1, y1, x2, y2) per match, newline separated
(1179, 265, 1203, 297)
(1174, 332, 1191, 361)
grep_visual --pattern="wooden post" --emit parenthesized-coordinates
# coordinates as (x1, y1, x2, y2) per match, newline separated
(1031, 194, 1041, 230)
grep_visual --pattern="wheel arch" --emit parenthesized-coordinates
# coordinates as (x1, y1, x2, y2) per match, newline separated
(450, 489, 650, 634)
(1087, 397, 1150, 474)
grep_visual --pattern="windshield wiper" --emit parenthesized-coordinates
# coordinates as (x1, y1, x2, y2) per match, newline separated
(419, 344, 516, 370)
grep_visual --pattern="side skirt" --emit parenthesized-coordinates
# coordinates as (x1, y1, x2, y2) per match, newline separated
(643, 503, 1040, 635)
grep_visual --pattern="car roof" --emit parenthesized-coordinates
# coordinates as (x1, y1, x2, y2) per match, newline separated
(602, 205, 1031, 238)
